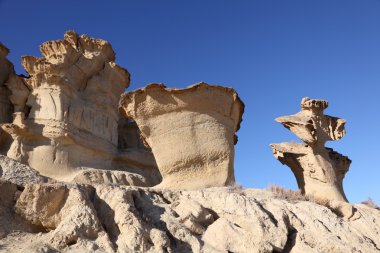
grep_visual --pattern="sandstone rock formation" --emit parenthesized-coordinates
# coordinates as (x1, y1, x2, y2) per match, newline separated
(1, 171, 379, 253)
(2, 32, 377, 253)
(0, 43, 14, 124)
(0, 43, 30, 155)
(270, 98, 350, 204)
(120, 83, 244, 190)
(0, 32, 159, 185)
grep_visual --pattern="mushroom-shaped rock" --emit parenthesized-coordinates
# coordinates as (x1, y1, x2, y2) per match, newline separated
(120, 83, 244, 189)
(270, 98, 350, 203)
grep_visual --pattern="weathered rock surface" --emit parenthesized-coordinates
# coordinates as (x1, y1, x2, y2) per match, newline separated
(2, 31, 375, 253)
(0, 43, 30, 155)
(2, 30, 128, 177)
(0, 179, 379, 253)
(0, 43, 14, 124)
(0, 32, 159, 185)
(270, 98, 350, 203)
(0, 42, 30, 117)
(0, 155, 49, 186)
(72, 167, 148, 186)
(120, 83, 244, 190)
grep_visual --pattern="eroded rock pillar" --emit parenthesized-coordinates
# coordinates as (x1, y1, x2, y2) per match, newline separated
(120, 83, 244, 189)
(270, 98, 350, 202)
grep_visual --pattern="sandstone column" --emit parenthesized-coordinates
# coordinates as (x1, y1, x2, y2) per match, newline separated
(120, 83, 244, 189)
(1, 32, 152, 181)
(270, 98, 350, 202)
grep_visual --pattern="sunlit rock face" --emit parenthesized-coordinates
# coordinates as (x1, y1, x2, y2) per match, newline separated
(1, 177, 379, 253)
(120, 83, 244, 190)
(270, 97, 350, 203)
(1, 32, 159, 184)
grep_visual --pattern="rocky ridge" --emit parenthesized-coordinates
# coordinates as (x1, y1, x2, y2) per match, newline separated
(0, 159, 379, 253)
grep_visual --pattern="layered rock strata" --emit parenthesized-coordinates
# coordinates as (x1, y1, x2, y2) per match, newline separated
(120, 83, 244, 190)
(270, 98, 350, 203)
(0, 32, 159, 184)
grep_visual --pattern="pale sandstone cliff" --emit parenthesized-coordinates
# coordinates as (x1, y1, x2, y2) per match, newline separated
(0, 33, 160, 185)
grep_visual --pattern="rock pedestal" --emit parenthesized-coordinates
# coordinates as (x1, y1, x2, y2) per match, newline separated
(120, 83, 244, 189)
(270, 142, 350, 202)
(271, 98, 351, 202)
(270, 98, 350, 202)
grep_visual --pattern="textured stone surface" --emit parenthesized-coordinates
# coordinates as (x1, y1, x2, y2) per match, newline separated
(120, 82, 244, 190)
(0, 181, 379, 253)
(14, 183, 113, 251)
(0, 43, 14, 124)
(72, 167, 148, 186)
(0, 43, 29, 117)
(0, 155, 49, 186)
(0, 43, 30, 155)
(0, 32, 159, 185)
(1, 31, 374, 253)
(270, 98, 352, 216)
(114, 118, 161, 186)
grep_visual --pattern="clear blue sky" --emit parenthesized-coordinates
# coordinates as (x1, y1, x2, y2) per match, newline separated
(1, 0, 379, 204)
